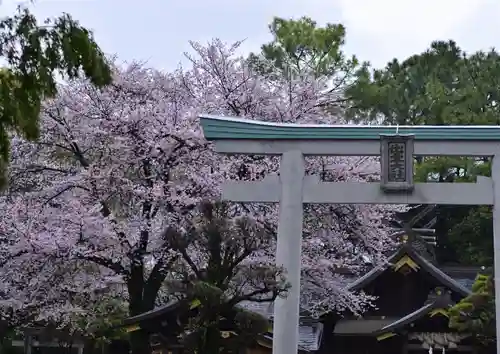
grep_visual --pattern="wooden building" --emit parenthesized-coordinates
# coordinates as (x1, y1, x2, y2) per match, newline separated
(323, 232, 480, 354)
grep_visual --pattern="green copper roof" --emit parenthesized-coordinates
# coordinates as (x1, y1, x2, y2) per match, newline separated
(200, 114, 500, 141)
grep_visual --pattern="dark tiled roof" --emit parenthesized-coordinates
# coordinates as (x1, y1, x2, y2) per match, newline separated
(124, 299, 323, 352)
(335, 288, 455, 337)
(123, 300, 179, 325)
(336, 289, 452, 337)
(374, 303, 435, 335)
(346, 245, 472, 297)
(237, 301, 323, 352)
(373, 288, 455, 336)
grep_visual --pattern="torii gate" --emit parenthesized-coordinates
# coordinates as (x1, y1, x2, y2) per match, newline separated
(200, 114, 500, 354)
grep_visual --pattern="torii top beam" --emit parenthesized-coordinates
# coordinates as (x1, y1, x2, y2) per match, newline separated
(200, 114, 500, 156)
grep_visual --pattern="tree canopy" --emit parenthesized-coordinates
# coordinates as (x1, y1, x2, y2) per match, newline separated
(165, 201, 286, 354)
(0, 6, 112, 187)
(0, 38, 400, 353)
(347, 40, 500, 126)
(347, 40, 500, 265)
(449, 272, 495, 344)
(248, 16, 369, 116)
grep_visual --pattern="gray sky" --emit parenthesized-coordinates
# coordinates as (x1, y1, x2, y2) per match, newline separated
(2, 0, 499, 71)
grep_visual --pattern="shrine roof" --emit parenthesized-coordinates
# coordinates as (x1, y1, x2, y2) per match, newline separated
(122, 299, 180, 325)
(200, 115, 500, 141)
(335, 289, 455, 337)
(346, 244, 472, 297)
(122, 299, 323, 352)
(372, 289, 455, 336)
(373, 303, 436, 335)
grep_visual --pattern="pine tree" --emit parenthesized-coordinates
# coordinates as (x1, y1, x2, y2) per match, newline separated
(348, 40, 500, 265)
(449, 272, 495, 344)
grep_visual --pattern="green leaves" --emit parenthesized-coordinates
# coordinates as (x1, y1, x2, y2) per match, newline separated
(249, 16, 366, 85)
(73, 298, 129, 343)
(247, 16, 372, 124)
(447, 206, 493, 265)
(348, 40, 500, 265)
(449, 273, 495, 343)
(261, 17, 347, 75)
(0, 6, 112, 188)
(348, 40, 500, 126)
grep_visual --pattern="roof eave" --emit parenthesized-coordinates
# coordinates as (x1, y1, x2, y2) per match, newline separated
(346, 246, 407, 291)
(372, 303, 437, 336)
(122, 301, 182, 326)
(346, 245, 472, 296)
(406, 247, 472, 297)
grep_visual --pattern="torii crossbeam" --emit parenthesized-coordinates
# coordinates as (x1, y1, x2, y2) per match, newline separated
(200, 114, 500, 354)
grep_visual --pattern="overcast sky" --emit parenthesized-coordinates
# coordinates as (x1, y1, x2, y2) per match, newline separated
(2, 0, 499, 71)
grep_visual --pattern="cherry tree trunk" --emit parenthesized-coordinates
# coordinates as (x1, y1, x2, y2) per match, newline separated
(127, 267, 156, 354)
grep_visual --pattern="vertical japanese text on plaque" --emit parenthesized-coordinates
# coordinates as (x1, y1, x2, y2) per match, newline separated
(387, 142, 407, 182)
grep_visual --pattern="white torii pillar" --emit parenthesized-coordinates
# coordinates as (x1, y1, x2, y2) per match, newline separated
(200, 114, 500, 354)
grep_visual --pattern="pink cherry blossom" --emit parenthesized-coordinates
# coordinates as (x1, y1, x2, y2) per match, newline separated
(0, 39, 402, 328)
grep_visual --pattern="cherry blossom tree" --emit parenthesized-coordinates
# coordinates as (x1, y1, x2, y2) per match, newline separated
(162, 200, 288, 354)
(0, 39, 400, 353)
(183, 39, 401, 311)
